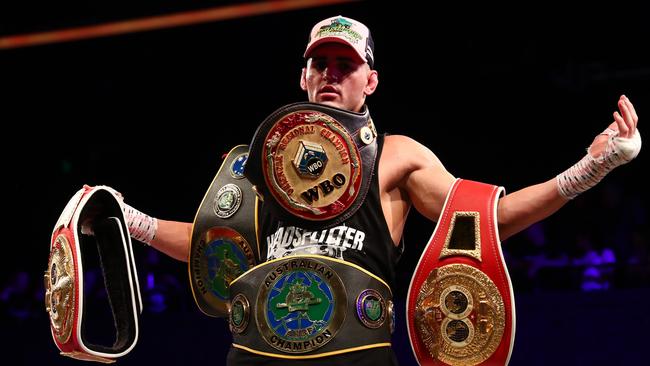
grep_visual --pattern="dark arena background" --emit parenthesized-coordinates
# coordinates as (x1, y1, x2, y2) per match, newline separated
(2, 1, 649, 365)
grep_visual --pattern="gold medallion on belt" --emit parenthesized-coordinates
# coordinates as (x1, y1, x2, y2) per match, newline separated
(255, 257, 347, 354)
(261, 110, 362, 221)
(45, 234, 76, 344)
(415, 264, 506, 366)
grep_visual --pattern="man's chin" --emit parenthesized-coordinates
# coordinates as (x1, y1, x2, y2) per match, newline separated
(316, 100, 344, 109)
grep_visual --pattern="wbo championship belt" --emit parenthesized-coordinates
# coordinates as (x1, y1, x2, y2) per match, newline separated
(46, 185, 142, 363)
(189, 145, 259, 317)
(245, 102, 378, 229)
(406, 179, 515, 366)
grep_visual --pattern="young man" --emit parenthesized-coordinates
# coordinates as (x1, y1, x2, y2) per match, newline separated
(116, 15, 640, 365)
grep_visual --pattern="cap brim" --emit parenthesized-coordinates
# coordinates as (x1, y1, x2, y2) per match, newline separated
(304, 36, 367, 64)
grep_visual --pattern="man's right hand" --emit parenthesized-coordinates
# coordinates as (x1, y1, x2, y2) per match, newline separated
(588, 95, 640, 161)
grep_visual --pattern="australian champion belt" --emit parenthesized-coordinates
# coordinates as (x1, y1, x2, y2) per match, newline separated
(246, 102, 378, 229)
(228, 255, 394, 359)
(189, 145, 260, 317)
(46, 185, 142, 363)
(406, 179, 515, 366)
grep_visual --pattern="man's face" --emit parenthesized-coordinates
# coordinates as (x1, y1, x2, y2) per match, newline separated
(301, 43, 377, 112)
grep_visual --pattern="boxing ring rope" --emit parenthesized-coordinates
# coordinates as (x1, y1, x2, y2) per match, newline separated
(0, 0, 357, 50)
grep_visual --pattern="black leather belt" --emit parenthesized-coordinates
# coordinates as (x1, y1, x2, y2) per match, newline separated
(228, 255, 393, 359)
(189, 145, 259, 318)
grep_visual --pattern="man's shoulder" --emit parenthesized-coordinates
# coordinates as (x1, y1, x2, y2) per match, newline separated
(384, 134, 418, 144)
(378, 135, 428, 185)
(380, 134, 450, 177)
(382, 134, 430, 160)
(383, 134, 423, 152)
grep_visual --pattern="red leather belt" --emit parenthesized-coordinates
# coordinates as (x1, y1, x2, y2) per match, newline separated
(46, 186, 142, 363)
(407, 179, 515, 366)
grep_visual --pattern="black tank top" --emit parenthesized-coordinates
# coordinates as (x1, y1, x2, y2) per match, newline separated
(258, 135, 402, 286)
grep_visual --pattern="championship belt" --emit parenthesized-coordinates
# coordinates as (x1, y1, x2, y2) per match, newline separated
(246, 102, 378, 229)
(46, 185, 143, 363)
(406, 179, 515, 366)
(228, 255, 393, 359)
(189, 145, 259, 317)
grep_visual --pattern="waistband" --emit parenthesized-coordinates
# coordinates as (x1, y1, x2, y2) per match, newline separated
(228, 255, 393, 359)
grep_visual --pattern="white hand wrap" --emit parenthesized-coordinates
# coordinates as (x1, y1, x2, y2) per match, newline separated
(557, 128, 641, 199)
(123, 203, 158, 245)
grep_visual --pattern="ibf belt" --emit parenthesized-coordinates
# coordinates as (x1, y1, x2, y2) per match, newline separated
(228, 255, 394, 359)
(189, 145, 259, 318)
(246, 102, 378, 229)
(46, 185, 142, 363)
(406, 179, 515, 366)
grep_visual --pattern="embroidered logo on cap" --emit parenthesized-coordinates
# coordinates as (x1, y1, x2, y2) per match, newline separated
(316, 17, 364, 46)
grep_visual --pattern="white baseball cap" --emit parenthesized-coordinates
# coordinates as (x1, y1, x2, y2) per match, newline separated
(304, 15, 375, 68)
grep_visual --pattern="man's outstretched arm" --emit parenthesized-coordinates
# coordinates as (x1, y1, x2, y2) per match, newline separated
(401, 95, 639, 242)
(497, 95, 640, 240)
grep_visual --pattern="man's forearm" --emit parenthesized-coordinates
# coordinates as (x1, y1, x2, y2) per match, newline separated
(149, 219, 193, 262)
(497, 179, 568, 241)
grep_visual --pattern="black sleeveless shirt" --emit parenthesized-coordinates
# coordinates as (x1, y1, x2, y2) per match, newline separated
(258, 134, 402, 287)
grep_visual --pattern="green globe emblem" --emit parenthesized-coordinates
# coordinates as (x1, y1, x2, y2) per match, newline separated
(364, 297, 382, 321)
